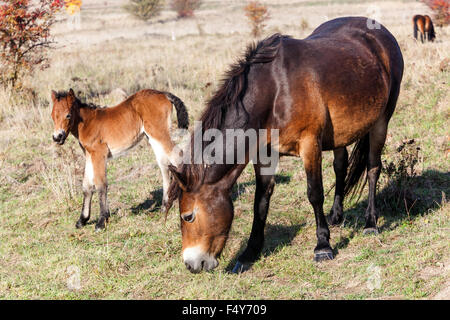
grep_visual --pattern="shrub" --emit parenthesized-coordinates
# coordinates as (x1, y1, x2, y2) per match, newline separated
(421, 0, 449, 26)
(382, 139, 422, 214)
(124, 0, 165, 21)
(170, 0, 202, 18)
(244, 1, 270, 37)
(0, 0, 63, 89)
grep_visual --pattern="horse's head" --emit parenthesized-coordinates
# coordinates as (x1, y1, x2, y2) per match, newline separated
(169, 165, 237, 273)
(50, 88, 77, 145)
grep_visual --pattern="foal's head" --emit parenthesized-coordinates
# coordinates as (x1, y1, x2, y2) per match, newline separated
(50, 89, 77, 145)
(169, 166, 237, 273)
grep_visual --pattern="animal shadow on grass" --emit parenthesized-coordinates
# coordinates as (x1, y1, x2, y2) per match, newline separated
(225, 223, 304, 273)
(333, 169, 449, 252)
(131, 188, 164, 215)
(226, 173, 298, 272)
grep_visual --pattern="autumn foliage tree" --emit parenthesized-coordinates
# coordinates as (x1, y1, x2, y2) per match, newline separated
(421, 0, 449, 26)
(0, 0, 63, 88)
(244, 1, 270, 38)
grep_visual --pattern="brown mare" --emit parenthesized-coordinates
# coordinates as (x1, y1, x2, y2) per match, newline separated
(413, 14, 436, 43)
(51, 88, 189, 231)
(166, 17, 404, 273)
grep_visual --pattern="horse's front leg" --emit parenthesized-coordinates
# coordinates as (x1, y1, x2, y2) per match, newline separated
(86, 149, 109, 231)
(233, 163, 275, 273)
(300, 136, 333, 262)
(76, 157, 94, 229)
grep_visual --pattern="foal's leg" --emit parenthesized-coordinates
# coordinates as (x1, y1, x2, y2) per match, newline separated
(300, 136, 333, 261)
(90, 150, 109, 231)
(146, 134, 172, 212)
(233, 163, 275, 272)
(363, 120, 388, 235)
(328, 147, 348, 226)
(76, 156, 95, 229)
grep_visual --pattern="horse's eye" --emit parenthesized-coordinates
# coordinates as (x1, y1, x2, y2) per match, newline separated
(66, 114, 71, 120)
(181, 208, 197, 223)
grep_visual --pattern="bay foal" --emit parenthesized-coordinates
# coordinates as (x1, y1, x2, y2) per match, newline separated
(51, 88, 189, 231)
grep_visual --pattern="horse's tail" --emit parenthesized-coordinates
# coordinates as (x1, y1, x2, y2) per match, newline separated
(413, 15, 419, 40)
(343, 134, 370, 201)
(165, 92, 189, 129)
(413, 18, 418, 40)
(428, 17, 436, 41)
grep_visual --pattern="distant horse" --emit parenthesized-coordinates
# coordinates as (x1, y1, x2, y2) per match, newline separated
(413, 14, 436, 42)
(166, 17, 404, 273)
(51, 88, 189, 231)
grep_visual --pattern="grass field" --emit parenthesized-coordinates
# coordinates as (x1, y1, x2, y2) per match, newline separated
(0, 0, 449, 299)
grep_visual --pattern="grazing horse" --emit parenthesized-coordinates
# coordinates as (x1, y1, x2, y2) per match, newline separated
(166, 17, 404, 273)
(413, 14, 436, 43)
(51, 88, 189, 231)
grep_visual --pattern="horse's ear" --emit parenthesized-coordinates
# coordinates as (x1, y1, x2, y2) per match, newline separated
(68, 88, 75, 97)
(168, 164, 187, 191)
(51, 90, 57, 102)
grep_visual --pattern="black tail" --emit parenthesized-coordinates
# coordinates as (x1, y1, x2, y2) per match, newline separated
(344, 134, 370, 201)
(413, 20, 418, 40)
(428, 19, 436, 42)
(165, 92, 189, 129)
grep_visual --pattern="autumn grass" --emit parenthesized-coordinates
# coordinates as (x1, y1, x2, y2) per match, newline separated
(0, 0, 449, 299)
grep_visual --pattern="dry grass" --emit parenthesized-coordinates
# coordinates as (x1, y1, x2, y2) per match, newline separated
(0, 0, 449, 299)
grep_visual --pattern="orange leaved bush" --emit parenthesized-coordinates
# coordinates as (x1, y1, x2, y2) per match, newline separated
(0, 0, 63, 88)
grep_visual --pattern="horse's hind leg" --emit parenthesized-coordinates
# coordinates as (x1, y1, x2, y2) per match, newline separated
(300, 135, 333, 261)
(328, 147, 348, 226)
(233, 163, 275, 272)
(363, 119, 388, 235)
(146, 134, 172, 212)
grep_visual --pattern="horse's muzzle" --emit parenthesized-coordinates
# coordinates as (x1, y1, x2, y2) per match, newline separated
(183, 246, 219, 273)
(52, 130, 66, 145)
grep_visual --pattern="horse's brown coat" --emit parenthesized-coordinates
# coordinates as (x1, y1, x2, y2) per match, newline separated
(51, 88, 188, 230)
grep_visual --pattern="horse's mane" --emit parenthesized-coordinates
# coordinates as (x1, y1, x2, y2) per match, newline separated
(54, 90, 102, 110)
(167, 34, 288, 208)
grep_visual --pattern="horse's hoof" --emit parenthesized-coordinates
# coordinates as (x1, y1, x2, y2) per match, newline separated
(314, 249, 334, 262)
(363, 228, 378, 235)
(232, 261, 251, 274)
(327, 214, 343, 226)
(95, 224, 105, 232)
(75, 220, 84, 229)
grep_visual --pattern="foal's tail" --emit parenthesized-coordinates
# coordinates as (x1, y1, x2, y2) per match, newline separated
(343, 134, 370, 201)
(165, 92, 189, 129)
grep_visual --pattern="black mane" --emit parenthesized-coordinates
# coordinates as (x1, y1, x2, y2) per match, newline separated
(55, 90, 101, 110)
(167, 34, 288, 206)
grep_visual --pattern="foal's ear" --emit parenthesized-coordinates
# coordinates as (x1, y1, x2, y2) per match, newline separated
(168, 165, 187, 191)
(68, 88, 75, 97)
(51, 90, 57, 102)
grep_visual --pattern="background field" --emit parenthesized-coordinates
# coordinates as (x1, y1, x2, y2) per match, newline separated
(0, 0, 449, 299)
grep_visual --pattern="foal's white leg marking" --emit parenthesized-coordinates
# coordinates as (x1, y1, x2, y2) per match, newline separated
(81, 154, 95, 219)
(84, 155, 95, 187)
(144, 130, 171, 204)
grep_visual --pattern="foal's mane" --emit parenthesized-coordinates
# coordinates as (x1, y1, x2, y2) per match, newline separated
(55, 90, 101, 110)
(167, 34, 288, 207)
